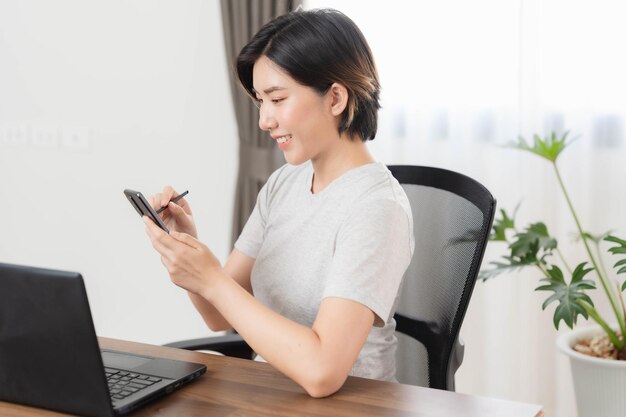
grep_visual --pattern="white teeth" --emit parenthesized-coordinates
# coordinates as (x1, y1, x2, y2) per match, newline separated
(277, 135, 292, 144)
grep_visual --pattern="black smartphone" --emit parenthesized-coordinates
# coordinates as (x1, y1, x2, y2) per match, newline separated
(123, 189, 170, 233)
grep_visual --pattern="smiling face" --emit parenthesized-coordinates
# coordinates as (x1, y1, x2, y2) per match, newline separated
(252, 56, 344, 166)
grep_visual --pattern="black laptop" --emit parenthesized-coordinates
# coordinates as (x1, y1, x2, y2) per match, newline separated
(0, 262, 207, 417)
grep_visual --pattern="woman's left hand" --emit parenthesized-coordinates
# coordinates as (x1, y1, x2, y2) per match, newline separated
(143, 216, 222, 295)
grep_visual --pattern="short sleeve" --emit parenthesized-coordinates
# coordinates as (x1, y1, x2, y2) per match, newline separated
(234, 183, 269, 259)
(323, 199, 413, 327)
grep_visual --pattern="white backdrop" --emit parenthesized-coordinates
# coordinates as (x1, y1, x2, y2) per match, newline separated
(0, 1, 237, 344)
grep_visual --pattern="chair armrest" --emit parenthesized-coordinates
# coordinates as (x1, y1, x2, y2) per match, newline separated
(394, 313, 464, 390)
(164, 333, 253, 359)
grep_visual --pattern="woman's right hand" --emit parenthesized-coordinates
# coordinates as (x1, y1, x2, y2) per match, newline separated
(148, 186, 198, 238)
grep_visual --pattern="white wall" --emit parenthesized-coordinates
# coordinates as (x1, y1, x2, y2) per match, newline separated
(0, 1, 238, 344)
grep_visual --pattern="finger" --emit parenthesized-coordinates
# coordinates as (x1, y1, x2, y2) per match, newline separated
(159, 257, 186, 288)
(143, 217, 177, 255)
(155, 203, 177, 225)
(143, 216, 164, 244)
(160, 255, 173, 270)
(167, 201, 191, 219)
(160, 185, 178, 207)
(172, 198, 192, 215)
(160, 254, 182, 275)
(148, 187, 177, 211)
(147, 193, 161, 210)
(160, 209, 173, 223)
(170, 230, 201, 250)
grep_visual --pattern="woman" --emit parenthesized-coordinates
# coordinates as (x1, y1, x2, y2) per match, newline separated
(143, 8, 414, 398)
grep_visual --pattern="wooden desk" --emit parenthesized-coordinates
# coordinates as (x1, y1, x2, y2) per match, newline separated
(1, 337, 543, 417)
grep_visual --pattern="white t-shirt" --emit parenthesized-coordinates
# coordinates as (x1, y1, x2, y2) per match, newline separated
(234, 161, 414, 381)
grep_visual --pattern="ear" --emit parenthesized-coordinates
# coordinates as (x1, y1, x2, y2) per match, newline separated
(327, 83, 349, 117)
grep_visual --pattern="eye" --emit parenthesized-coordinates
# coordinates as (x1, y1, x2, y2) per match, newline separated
(271, 98, 285, 104)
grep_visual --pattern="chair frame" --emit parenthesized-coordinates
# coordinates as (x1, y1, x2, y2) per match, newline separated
(388, 165, 496, 390)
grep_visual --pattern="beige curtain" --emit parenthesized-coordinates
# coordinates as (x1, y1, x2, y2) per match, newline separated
(220, 0, 301, 245)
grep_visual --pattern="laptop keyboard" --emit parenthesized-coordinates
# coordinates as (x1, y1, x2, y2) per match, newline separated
(105, 367, 163, 401)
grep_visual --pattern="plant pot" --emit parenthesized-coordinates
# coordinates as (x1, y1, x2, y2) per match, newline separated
(558, 326, 626, 417)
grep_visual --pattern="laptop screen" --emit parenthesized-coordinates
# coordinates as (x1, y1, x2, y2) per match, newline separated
(0, 262, 206, 417)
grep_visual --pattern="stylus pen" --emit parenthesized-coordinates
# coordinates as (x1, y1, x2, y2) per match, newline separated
(156, 190, 189, 214)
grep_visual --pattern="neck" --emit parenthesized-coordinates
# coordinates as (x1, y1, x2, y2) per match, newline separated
(310, 135, 375, 193)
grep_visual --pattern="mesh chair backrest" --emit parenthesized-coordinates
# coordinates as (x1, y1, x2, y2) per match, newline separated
(388, 166, 495, 391)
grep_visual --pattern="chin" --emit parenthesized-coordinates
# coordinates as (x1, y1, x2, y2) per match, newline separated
(283, 152, 309, 166)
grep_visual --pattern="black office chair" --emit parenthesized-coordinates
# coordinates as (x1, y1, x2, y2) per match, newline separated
(165, 165, 496, 391)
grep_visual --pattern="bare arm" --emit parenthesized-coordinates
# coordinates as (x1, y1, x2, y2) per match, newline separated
(143, 221, 374, 397)
(187, 248, 254, 331)
(204, 274, 374, 397)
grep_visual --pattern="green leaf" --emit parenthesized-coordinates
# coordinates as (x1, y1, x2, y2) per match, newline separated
(478, 257, 533, 281)
(606, 234, 626, 275)
(510, 222, 557, 259)
(511, 131, 575, 162)
(535, 263, 596, 329)
(606, 235, 626, 246)
(490, 208, 517, 241)
(480, 222, 559, 281)
(571, 262, 597, 285)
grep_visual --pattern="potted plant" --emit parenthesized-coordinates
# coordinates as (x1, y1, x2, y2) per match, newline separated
(479, 132, 626, 417)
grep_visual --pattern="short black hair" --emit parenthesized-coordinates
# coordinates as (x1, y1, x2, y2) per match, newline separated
(236, 8, 381, 141)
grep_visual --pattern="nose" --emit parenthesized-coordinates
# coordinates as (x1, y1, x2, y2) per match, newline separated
(258, 106, 278, 131)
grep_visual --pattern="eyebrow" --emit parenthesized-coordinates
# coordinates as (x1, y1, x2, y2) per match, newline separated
(252, 86, 287, 96)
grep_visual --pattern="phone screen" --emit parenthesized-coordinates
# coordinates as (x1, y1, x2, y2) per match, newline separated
(123, 189, 170, 233)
